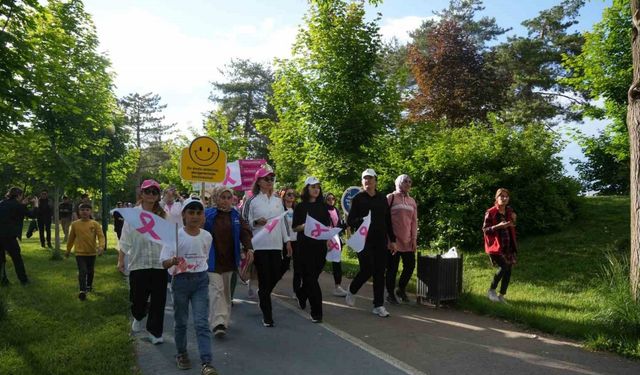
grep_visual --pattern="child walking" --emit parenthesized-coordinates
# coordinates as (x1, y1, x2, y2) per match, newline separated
(160, 198, 218, 375)
(65, 203, 105, 301)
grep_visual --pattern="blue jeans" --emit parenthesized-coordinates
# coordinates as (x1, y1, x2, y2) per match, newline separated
(172, 271, 212, 364)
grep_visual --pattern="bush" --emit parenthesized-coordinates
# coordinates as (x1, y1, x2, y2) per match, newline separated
(378, 120, 581, 250)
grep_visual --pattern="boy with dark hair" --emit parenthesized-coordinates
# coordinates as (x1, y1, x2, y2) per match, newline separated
(66, 203, 105, 301)
(160, 198, 218, 375)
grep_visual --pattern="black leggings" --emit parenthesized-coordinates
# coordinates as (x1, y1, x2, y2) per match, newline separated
(75, 255, 96, 292)
(489, 254, 512, 295)
(332, 262, 342, 285)
(349, 243, 387, 307)
(254, 250, 282, 323)
(386, 251, 415, 294)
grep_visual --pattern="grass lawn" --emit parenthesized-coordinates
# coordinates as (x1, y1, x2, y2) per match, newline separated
(0, 226, 135, 375)
(331, 196, 640, 359)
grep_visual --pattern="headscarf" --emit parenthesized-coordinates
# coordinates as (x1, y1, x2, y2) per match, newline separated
(395, 174, 411, 195)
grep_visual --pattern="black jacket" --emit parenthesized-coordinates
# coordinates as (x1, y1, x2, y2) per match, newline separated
(346, 191, 396, 245)
(0, 198, 35, 238)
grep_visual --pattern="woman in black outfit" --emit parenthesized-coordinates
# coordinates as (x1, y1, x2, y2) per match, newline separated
(292, 177, 331, 323)
(0, 187, 37, 285)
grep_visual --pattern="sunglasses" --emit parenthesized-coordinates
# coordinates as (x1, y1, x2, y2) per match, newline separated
(286, 192, 296, 197)
(142, 188, 160, 196)
(262, 176, 275, 182)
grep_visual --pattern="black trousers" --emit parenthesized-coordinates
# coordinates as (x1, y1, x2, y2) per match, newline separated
(296, 243, 327, 320)
(253, 250, 282, 323)
(290, 241, 302, 294)
(0, 236, 28, 283)
(129, 268, 168, 338)
(349, 242, 387, 307)
(489, 254, 512, 295)
(386, 251, 416, 294)
(75, 255, 96, 292)
(332, 261, 342, 285)
(37, 219, 51, 246)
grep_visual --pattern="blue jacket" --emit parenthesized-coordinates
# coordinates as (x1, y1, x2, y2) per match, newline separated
(204, 207, 242, 272)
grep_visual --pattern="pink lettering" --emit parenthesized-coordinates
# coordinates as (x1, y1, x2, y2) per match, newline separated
(136, 212, 161, 240)
(310, 223, 329, 238)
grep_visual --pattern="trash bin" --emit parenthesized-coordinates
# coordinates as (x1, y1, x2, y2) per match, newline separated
(416, 253, 463, 307)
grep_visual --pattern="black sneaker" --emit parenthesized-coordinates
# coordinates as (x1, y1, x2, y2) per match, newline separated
(176, 353, 192, 370)
(386, 294, 399, 305)
(213, 324, 226, 338)
(396, 288, 409, 303)
(262, 319, 274, 327)
(78, 291, 87, 301)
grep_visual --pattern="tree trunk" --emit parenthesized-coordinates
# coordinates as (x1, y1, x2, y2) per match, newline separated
(628, 1, 640, 300)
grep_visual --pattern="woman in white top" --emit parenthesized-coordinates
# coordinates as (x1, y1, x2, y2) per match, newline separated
(117, 179, 168, 344)
(245, 165, 291, 327)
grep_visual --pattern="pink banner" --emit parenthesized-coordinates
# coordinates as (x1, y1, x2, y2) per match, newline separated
(237, 159, 267, 191)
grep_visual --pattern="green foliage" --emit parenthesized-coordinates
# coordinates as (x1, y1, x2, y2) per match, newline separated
(382, 120, 580, 250)
(563, 0, 631, 193)
(268, 0, 401, 188)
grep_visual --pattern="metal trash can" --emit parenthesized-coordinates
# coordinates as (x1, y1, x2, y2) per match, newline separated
(416, 253, 463, 307)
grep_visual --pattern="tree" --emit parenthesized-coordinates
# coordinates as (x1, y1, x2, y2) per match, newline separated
(0, 0, 41, 131)
(118, 92, 174, 149)
(563, 0, 631, 193)
(268, 0, 401, 189)
(406, 18, 505, 127)
(209, 59, 276, 159)
(627, 0, 640, 300)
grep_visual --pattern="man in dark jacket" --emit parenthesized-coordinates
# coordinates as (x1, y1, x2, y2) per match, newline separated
(0, 187, 36, 285)
(37, 190, 53, 248)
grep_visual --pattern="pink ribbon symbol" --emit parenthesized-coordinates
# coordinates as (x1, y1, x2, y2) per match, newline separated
(328, 239, 340, 251)
(222, 166, 237, 186)
(136, 212, 161, 240)
(264, 218, 280, 233)
(358, 226, 368, 237)
(310, 223, 329, 238)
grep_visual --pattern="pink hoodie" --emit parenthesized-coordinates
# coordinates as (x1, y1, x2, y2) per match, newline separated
(387, 178, 418, 252)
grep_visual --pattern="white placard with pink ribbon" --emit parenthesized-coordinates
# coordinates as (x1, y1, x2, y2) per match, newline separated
(346, 211, 371, 253)
(111, 208, 177, 248)
(303, 214, 342, 240)
(326, 234, 342, 262)
(251, 211, 287, 246)
(219, 160, 242, 188)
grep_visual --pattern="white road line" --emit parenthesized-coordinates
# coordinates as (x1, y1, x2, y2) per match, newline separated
(273, 292, 429, 375)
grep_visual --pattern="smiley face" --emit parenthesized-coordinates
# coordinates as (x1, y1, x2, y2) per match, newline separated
(188, 136, 220, 166)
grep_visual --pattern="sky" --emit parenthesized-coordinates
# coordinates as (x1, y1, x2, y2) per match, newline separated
(83, 0, 612, 176)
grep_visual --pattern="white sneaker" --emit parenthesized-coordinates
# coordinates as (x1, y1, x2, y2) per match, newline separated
(333, 286, 348, 297)
(497, 294, 507, 304)
(131, 318, 143, 333)
(247, 288, 257, 299)
(487, 288, 500, 302)
(148, 334, 164, 344)
(345, 291, 356, 307)
(372, 306, 390, 317)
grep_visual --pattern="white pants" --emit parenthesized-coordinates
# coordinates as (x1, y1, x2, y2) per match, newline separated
(208, 271, 232, 329)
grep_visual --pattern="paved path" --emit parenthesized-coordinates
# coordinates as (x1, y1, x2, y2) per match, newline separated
(135, 271, 640, 375)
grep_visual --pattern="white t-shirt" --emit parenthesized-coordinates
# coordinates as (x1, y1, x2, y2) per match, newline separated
(247, 192, 290, 250)
(160, 228, 212, 275)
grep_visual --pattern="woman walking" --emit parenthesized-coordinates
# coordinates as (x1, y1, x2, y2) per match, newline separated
(482, 188, 518, 303)
(385, 174, 418, 304)
(118, 179, 169, 344)
(325, 192, 348, 297)
(345, 169, 398, 317)
(246, 165, 292, 327)
(292, 177, 331, 323)
(0, 187, 37, 286)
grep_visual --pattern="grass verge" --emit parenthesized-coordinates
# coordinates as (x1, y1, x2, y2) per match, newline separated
(328, 196, 640, 359)
(0, 227, 135, 375)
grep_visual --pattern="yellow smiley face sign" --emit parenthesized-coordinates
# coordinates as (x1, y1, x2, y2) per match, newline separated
(180, 136, 227, 182)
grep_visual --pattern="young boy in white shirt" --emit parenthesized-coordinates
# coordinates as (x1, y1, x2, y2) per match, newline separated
(160, 198, 218, 375)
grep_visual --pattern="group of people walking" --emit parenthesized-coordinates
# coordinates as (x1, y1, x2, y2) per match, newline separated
(0, 163, 518, 375)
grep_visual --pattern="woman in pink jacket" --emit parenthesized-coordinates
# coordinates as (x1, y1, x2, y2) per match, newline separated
(385, 174, 418, 304)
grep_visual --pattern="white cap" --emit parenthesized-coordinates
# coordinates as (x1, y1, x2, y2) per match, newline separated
(182, 197, 204, 212)
(304, 176, 320, 186)
(361, 168, 377, 178)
